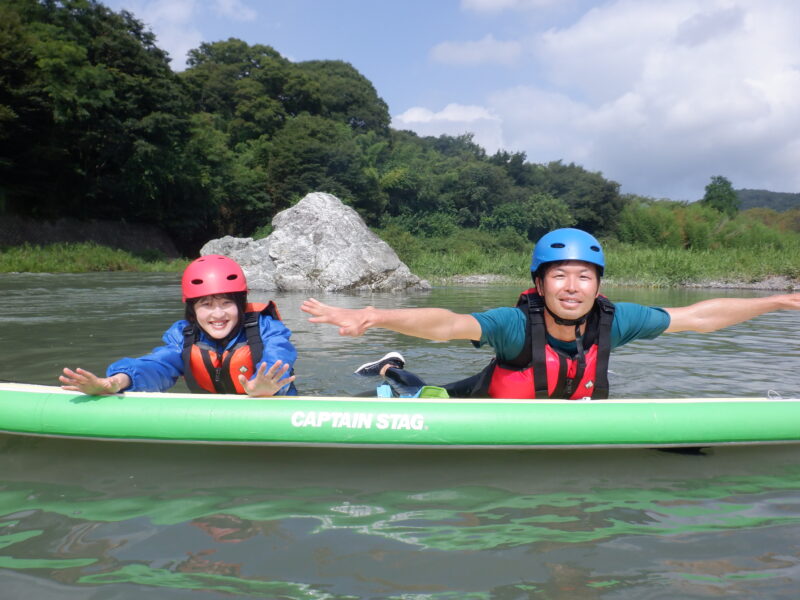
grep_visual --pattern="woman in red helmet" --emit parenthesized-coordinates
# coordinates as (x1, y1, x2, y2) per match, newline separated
(59, 255, 297, 397)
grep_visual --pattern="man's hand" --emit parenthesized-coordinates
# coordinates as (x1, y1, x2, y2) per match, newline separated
(301, 297, 373, 337)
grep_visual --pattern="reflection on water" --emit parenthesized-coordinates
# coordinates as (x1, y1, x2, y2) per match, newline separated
(2, 273, 800, 597)
(2, 437, 800, 598)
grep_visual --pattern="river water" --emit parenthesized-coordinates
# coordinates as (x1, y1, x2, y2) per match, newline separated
(1, 272, 800, 598)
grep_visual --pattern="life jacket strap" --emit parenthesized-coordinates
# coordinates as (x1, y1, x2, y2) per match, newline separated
(181, 324, 209, 394)
(243, 310, 264, 367)
(591, 297, 615, 399)
(528, 300, 550, 398)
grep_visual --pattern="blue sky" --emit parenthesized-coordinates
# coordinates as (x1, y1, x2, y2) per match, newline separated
(104, 0, 800, 202)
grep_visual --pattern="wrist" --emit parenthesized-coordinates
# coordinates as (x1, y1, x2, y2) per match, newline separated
(363, 306, 380, 330)
(109, 374, 129, 393)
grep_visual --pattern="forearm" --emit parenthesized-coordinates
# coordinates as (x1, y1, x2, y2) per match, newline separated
(106, 344, 184, 392)
(302, 298, 482, 340)
(363, 306, 480, 341)
(665, 294, 799, 333)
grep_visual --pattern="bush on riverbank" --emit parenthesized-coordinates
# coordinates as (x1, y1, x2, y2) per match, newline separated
(0, 243, 186, 273)
(603, 241, 800, 287)
(375, 226, 529, 280)
(381, 227, 800, 287)
(617, 199, 800, 250)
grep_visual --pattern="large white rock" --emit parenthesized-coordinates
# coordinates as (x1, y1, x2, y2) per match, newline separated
(200, 192, 429, 292)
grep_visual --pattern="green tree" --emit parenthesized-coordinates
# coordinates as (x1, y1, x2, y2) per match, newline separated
(180, 38, 298, 140)
(0, 0, 193, 235)
(0, 1, 643, 255)
(438, 161, 513, 228)
(616, 198, 683, 248)
(489, 150, 535, 186)
(539, 161, 624, 236)
(294, 60, 390, 134)
(482, 192, 575, 241)
(265, 114, 384, 218)
(0, 2, 44, 213)
(701, 175, 739, 216)
(429, 133, 486, 161)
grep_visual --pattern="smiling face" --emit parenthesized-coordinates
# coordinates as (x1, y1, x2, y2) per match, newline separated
(193, 294, 240, 340)
(536, 260, 601, 322)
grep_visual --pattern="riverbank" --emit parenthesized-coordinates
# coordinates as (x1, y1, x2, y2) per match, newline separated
(1, 240, 798, 290)
(0, 243, 186, 273)
(0, 215, 180, 258)
(438, 274, 800, 291)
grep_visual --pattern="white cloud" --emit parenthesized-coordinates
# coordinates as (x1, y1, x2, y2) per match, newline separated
(430, 34, 523, 66)
(403, 0, 800, 199)
(487, 86, 592, 161)
(534, 0, 800, 197)
(213, 0, 257, 22)
(392, 104, 506, 154)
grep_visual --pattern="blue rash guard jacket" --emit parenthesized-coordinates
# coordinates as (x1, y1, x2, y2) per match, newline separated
(471, 302, 671, 359)
(106, 312, 298, 395)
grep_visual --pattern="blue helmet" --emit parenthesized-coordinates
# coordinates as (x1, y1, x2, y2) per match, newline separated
(530, 228, 605, 276)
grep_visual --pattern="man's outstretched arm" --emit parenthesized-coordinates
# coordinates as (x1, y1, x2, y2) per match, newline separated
(301, 298, 482, 341)
(664, 292, 800, 333)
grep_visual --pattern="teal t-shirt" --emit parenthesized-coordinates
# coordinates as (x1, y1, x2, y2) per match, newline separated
(471, 302, 670, 360)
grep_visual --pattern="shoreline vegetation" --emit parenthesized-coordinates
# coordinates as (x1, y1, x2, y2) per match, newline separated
(1, 238, 798, 290)
(6, 2, 800, 289)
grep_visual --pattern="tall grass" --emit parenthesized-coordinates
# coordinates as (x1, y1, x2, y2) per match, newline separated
(0, 243, 186, 273)
(2, 236, 798, 288)
(604, 243, 800, 287)
(382, 227, 800, 287)
(376, 226, 530, 282)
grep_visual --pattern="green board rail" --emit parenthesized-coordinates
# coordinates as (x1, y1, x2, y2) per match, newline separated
(1, 383, 800, 448)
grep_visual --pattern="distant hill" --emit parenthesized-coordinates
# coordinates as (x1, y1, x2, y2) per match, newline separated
(737, 189, 800, 212)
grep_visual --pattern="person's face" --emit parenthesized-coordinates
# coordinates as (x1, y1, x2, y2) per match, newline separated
(194, 295, 240, 340)
(538, 261, 600, 320)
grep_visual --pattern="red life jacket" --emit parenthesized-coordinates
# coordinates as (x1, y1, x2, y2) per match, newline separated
(483, 289, 614, 399)
(181, 302, 282, 394)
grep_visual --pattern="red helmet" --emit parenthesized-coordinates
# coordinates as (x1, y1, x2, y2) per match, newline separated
(181, 255, 247, 302)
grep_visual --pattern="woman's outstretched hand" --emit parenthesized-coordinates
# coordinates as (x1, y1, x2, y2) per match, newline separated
(59, 368, 130, 395)
(239, 360, 295, 397)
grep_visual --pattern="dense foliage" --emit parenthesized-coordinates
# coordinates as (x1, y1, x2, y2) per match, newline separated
(1, 0, 626, 253)
(617, 195, 800, 251)
(1, 0, 796, 261)
(0, 1, 191, 229)
(737, 188, 800, 214)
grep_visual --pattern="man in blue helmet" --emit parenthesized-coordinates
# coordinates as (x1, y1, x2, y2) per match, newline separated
(301, 228, 800, 399)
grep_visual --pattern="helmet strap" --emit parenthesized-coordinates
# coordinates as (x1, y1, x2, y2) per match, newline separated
(546, 306, 586, 362)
